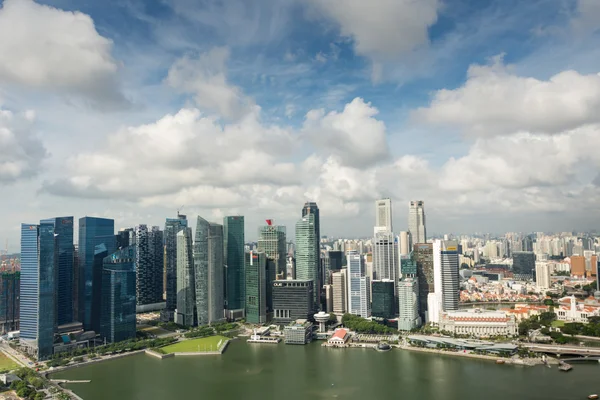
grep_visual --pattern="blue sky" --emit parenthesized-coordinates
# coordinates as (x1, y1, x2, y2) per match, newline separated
(0, 0, 600, 251)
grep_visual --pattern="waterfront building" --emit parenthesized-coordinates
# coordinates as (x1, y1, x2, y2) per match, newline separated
(512, 251, 536, 280)
(408, 201, 426, 247)
(135, 225, 164, 306)
(371, 280, 395, 319)
(301, 202, 321, 298)
(91, 244, 108, 333)
(397, 277, 421, 331)
(20, 222, 56, 360)
(431, 240, 459, 324)
(414, 243, 434, 322)
(375, 198, 392, 232)
(164, 213, 188, 318)
(257, 223, 287, 279)
(347, 251, 371, 318)
(101, 246, 136, 343)
(327, 328, 350, 346)
(332, 269, 347, 315)
(79, 217, 115, 330)
(272, 280, 314, 324)
(296, 213, 319, 308)
(194, 217, 225, 325)
(176, 228, 195, 327)
(399, 231, 409, 256)
(439, 309, 518, 337)
(283, 320, 313, 345)
(245, 251, 267, 325)
(555, 296, 600, 323)
(535, 262, 551, 291)
(41, 217, 74, 326)
(224, 216, 245, 312)
(372, 229, 398, 282)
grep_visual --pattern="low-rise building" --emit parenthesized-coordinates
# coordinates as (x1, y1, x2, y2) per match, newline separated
(439, 309, 518, 337)
(327, 328, 350, 346)
(555, 295, 600, 323)
(283, 320, 313, 345)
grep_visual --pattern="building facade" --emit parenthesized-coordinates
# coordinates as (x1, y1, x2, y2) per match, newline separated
(398, 277, 421, 331)
(272, 280, 314, 324)
(332, 269, 347, 315)
(535, 262, 551, 291)
(295, 213, 319, 308)
(224, 216, 245, 311)
(408, 201, 426, 247)
(283, 320, 313, 345)
(347, 251, 370, 318)
(512, 251, 536, 279)
(439, 309, 518, 337)
(164, 213, 188, 316)
(414, 244, 433, 322)
(245, 251, 267, 324)
(257, 224, 287, 279)
(372, 229, 398, 282)
(135, 225, 164, 306)
(371, 280, 395, 319)
(375, 198, 392, 232)
(176, 228, 195, 327)
(0, 266, 20, 334)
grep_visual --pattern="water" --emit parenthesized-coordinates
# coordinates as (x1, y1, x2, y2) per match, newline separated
(52, 340, 600, 400)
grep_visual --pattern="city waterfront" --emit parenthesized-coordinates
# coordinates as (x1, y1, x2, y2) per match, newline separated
(52, 340, 600, 400)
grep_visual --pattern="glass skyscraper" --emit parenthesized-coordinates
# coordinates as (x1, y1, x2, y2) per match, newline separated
(301, 202, 321, 296)
(176, 227, 195, 327)
(101, 246, 136, 343)
(408, 200, 426, 247)
(245, 251, 267, 324)
(257, 224, 286, 279)
(295, 213, 319, 309)
(135, 225, 164, 306)
(164, 213, 188, 315)
(371, 280, 395, 319)
(78, 217, 115, 330)
(224, 216, 245, 311)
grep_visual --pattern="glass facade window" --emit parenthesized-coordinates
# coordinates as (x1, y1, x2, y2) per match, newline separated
(176, 228, 195, 327)
(165, 214, 188, 313)
(272, 280, 314, 324)
(245, 251, 267, 324)
(224, 216, 245, 311)
(371, 280, 395, 319)
(295, 214, 319, 308)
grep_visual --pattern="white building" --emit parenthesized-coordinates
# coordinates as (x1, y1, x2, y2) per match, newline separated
(347, 251, 371, 318)
(432, 240, 459, 323)
(535, 262, 551, 291)
(375, 198, 393, 232)
(398, 278, 421, 331)
(439, 309, 518, 337)
(408, 200, 426, 246)
(398, 231, 410, 256)
(372, 229, 398, 282)
(556, 296, 600, 323)
(332, 269, 347, 315)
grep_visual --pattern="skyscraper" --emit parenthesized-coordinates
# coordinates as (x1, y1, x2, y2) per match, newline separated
(164, 213, 188, 316)
(535, 262, 551, 290)
(20, 222, 56, 360)
(100, 246, 136, 343)
(397, 277, 421, 331)
(245, 251, 267, 324)
(272, 280, 314, 324)
(372, 229, 398, 282)
(295, 213, 319, 309)
(0, 267, 20, 334)
(194, 217, 225, 325)
(399, 231, 409, 255)
(91, 244, 108, 333)
(371, 280, 395, 319)
(40, 217, 74, 326)
(414, 243, 433, 322)
(512, 251, 536, 279)
(375, 198, 392, 232)
(408, 201, 426, 246)
(301, 202, 321, 298)
(431, 240, 459, 323)
(135, 225, 164, 306)
(347, 251, 370, 318)
(257, 223, 286, 279)
(176, 228, 195, 327)
(224, 216, 245, 311)
(78, 217, 115, 330)
(332, 269, 347, 315)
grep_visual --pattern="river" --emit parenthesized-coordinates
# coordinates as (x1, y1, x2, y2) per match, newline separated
(52, 340, 600, 400)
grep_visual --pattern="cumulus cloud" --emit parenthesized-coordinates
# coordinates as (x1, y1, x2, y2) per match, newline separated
(414, 56, 600, 137)
(166, 47, 254, 119)
(303, 98, 390, 168)
(0, 0, 127, 109)
(0, 107, 47, 183)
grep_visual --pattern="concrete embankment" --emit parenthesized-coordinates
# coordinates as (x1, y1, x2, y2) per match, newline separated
(399, 346, 553, 366)
(46, 350, 146, 376)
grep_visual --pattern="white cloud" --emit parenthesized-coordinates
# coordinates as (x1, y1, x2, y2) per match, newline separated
(414, 56, 600, 136)
(571, 0, 600, 36)
(303, 97, 390, 168)
(0, 107, 47, 183)
(166, 47, 254, 119)
(0, 0, 127, 108)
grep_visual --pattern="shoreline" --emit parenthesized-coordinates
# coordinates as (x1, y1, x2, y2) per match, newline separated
(399, 345, 554, 366)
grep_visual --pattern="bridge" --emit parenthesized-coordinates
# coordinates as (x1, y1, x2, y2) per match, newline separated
(522, 344, 600, 357)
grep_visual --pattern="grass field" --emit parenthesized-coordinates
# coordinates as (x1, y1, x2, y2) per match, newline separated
(551, 320, 565, 328)
(0, 352, 18, 372)
(160, 336, 228, 354)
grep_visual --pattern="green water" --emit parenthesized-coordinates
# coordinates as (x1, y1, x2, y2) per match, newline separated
(52, 340, 600, 400)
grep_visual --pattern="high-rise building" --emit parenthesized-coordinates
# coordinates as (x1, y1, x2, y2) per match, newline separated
(399, 231, 409, 256)
(372, 230, 398, 282)
(194, 217, 225, 325)
(397, 277, 421, 331)
(371, 280, 395, 319)
(512, 251, 536, 279)
(296, 213, 319, 309)
(375, 198, 392, 232)
(20, 222, 56, 360)
(91, 244, 108, 333)
(535, 262, 551, 291)
(257, 224, 286, 279)
(301, 202, 321, 300)
(0, 268, 20, 334)
(245, 251, 267, 324)
(100, 246, 136, 343)
(570, 255, 585, 277)
(414, 244, 434, 322)
(432, 240, 459, 323)
(224, 216, 245, 311)
(176, 228, 195, 327)
(135, 225, 164, 306)
(115, 228, 134, 249)
(164, 213, 188, 316)
(347, 251, 370, 318)
(408, 201, 426, 246)
(79, 217, 115, 330)
(400, 253, 418, 277)
(272, 280, 314, 324)
(332, 269, 347, 315)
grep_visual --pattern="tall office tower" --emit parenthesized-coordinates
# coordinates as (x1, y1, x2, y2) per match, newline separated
(535, 262, 551, 291)
(223, 216, 245, 312)
(347, 251, 371, 318)
(100, 246, 136, 343)
(375, 198, 393, 232)
(20, 222, 56, 360)
(371, 280, 395, 319)
(512, 251, 536, 279)
(0, 267, 20, 334)
(399, 231, 410, 256)
(257, 223, 286, 279)
(408, 200, 426, 247)
(522, 236, 534, 252)
(414, 244, 434, 322)
(432, 240, 459, 323)
(176, 228, 195, 327)
(400, 254, 417, 277)
(301, 202, 321, 298)
(91, 244, 108, 333)
(332, 269, 347, 315)
(194, 217, 225, 325)
(372, 229, 398, 282)
(324, 285, 333, 313)
(115, 228, 134, 249)
(272, 280, 314, 324)
(72, 245, 79, 324)
(323, 250, 343, 285)
(296, 213, 319, 309)
(397, 277, 421, 331)
(570, 255, 585, 277)
(134, 225, 164, 306)
(164, 213, 188, 317)
(79, 217, 115, 330)
(41, 217, 74, 326)
(245, 251, 267, 324)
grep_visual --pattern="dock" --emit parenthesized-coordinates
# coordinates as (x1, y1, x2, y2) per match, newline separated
(247, 336, 281, 344)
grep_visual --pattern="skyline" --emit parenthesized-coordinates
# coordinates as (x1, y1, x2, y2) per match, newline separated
(2, 0, 600, 251)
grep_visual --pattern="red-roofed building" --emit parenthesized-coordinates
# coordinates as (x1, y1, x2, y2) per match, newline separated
(328, 328, 350, 346)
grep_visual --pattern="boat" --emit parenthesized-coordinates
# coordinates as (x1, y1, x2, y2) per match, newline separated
(588, 395, 598, 400)
(558, 363, 572, 372)
(375, 342, 392, 352)
(495, 360, 505, 364)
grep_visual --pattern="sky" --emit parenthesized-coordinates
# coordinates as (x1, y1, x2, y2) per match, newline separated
(1, 0, 600, 251)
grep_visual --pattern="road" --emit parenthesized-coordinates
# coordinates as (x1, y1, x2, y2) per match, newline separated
(0, 342, 33, 368)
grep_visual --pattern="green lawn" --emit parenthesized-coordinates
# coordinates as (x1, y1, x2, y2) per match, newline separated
(551, 320, 565, 328)
(159, 336, 228, 354)
(0, 351, 19, 372)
